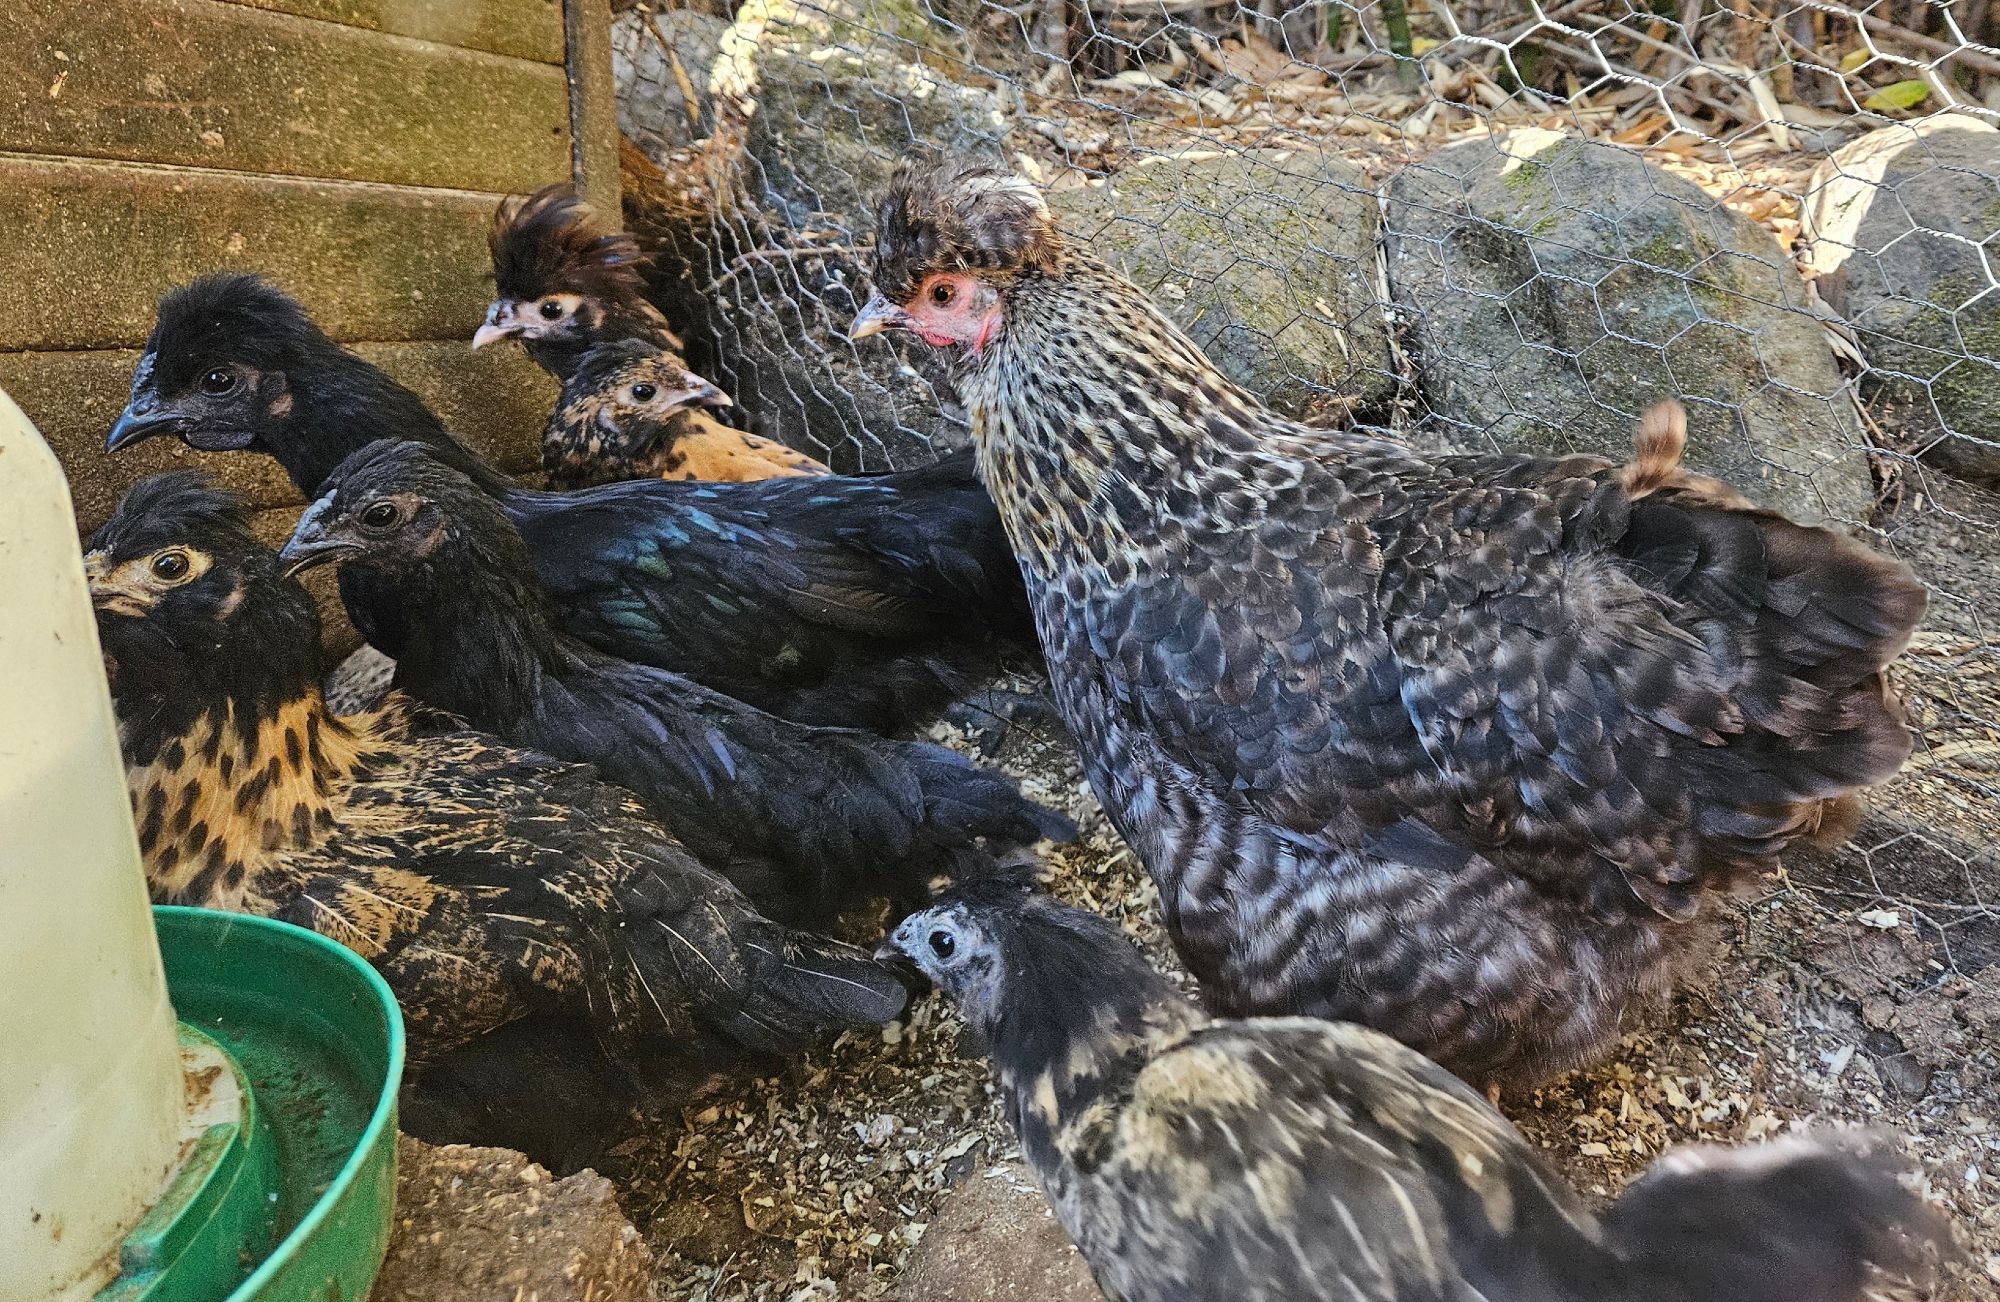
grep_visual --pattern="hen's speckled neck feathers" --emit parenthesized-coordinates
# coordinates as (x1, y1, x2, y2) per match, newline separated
(957, 250, 1413, 591)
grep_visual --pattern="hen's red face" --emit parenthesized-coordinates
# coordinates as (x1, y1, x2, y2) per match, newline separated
(850, 273, 1003, 353)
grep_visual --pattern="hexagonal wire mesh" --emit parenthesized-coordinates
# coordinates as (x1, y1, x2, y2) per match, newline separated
(612, 0, 1996, 1272)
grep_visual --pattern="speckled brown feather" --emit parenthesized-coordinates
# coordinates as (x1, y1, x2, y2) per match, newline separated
(871, 163, 1929, 1088)
(542, 342, 828, 489)
(91, 473, 907, 1164)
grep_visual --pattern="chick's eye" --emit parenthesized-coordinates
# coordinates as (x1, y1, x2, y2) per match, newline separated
(150, 550, 190, 582)
(930, 281, 956, 307)
(200, 367, 236, 395)
(360, 501, 400, 529)
(928, 930, 956, 959)
(539, 299, 566, 320)
(630, 382, 657, 403)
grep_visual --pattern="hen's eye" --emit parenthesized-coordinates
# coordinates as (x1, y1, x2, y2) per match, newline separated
(360, 501, 400, 529)
(150, 550, 190, 582)
(630, 382, 657, 403)
(199, 368, 236, 396)
(928, 930, 956, 959)
(930, 282, 956, 307)
(539, 299, 565, 320)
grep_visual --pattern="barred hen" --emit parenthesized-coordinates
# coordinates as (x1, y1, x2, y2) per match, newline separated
(88, 473, 907, 1168)
(279, 438, 1073, 923)
(546, 338, 828, 488)
(104, 273, 1039, 736)
(854, 162, 1928, 1088)
(887, 884, 1948, 1302)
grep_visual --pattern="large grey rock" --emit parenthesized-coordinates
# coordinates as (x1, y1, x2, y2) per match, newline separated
(613, 8, 729, 153)
(900, 1160, 1102, 1301)
(1049, 148, 1395, 421)
(1803, 119, 2000, 487)
(1386, 129, 1875, 525)
(698, 0, 1004, 468)
(373, 1137, 655, 1302)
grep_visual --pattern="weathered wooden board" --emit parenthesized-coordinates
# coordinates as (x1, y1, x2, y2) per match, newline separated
(227, 0, 565, 65)
(3, 340, 554, 528)
(8, 0, 569, 192)
(0, 156, 555, 352)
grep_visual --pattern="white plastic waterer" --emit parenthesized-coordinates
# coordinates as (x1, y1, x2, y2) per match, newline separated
(0, 390, 188, 1298)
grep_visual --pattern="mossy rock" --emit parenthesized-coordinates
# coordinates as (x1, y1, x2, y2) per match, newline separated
(1386, 131, 1874, 525)
(1805, 121, 2000, 487)
(1049, 148, 1395, 421)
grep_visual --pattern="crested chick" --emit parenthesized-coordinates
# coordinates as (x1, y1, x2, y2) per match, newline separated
(477, 182, 685, 385)
(89, 472, 908, 1169)
(545, 338, 829, 489)
(278, 438, 1073, 923)
(888, 884, 1950, 1302)
(105, 272, 1040, 735)
(854, 162, 1929, 1089)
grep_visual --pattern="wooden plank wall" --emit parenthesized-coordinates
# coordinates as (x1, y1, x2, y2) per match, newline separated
(0, 0, 582, 558)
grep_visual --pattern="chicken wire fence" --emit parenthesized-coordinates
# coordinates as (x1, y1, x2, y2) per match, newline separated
(612, 0, 1999, 1007)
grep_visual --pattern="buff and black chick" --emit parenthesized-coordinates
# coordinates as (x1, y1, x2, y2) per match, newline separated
(104, 273, 1040, 736)
(277, 438, 1072, 923)
(855, 162, 1929, 1090)
(545, 338, 828, 489)
(88, 472, 908, 1168)
(886, 885, 1949, 1302)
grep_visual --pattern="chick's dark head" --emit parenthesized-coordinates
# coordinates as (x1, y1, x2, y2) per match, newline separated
(850, 161, 1061, 353)
(281, 438, 508, 584)
(88, 472, 323, 749)
(106, 272, 328, 456)
(478, 185, 648, 352)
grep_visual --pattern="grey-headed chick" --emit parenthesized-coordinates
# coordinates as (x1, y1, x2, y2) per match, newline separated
(885, 883, 1950, 1302)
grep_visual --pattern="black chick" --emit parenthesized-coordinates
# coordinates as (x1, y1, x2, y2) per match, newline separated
(277, 438, 1073, 923)
(886, 884, 1950, 1302)
(88, 472, 908, 1170)
(545, 338, 828, 489)
(105, 272, 1040, 737)
(476, 183, 685, 386)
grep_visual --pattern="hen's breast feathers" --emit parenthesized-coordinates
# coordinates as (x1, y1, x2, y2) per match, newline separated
(1062, 430, 1922, 925)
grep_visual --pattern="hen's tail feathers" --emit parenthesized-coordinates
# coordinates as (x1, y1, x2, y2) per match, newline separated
(1603, 1135, 1952, 1302)
(1619, 460, 1927, 862)
(723, 928, 910, 1056)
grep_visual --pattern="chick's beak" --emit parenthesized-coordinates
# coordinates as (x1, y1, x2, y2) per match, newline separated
(83, 551, 150, 617)
(104, 397, 188, 453)
(472, 302, 519, 350)
(848, 294, 913, 342)
(278, 499, 363, 579)
(669, 374, 733, 415)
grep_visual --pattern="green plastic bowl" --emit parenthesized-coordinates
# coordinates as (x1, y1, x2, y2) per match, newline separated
(142, 907, 404, 1301)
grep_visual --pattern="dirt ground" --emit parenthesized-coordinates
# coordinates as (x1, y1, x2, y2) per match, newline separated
(588, 511, 2000, 1299)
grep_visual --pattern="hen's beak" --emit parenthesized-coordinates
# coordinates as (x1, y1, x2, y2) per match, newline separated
(848, 294, 913, 342)
(278, 499, 364, 579)
(105, 397, 187, 453)
(472, 302, 520, 350)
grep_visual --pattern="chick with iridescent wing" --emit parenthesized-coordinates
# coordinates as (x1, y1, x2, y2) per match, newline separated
(103, 273, 1041, 737)
(278, 439, 1073, 924)
(87, 473, 908, 1170)
(886, 884, 1950, 1302)
(854, 161, 1928, 1089)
